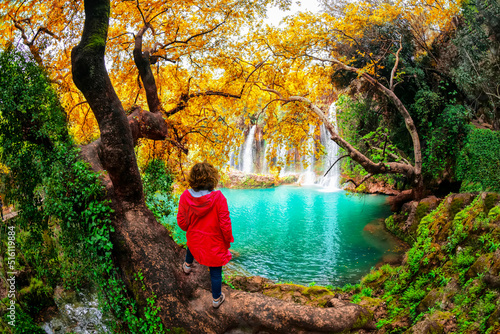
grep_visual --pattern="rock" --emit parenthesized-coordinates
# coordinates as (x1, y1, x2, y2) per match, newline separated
(429, 311, 456, 333)
(465, 253, 492, 281)
(417, 288, 443, 313)
(279, 284, 305, 293)
(42, 286, 110, 334)
(483, 273, 500, 289)
(380, 253, 404, 266)
(446, 193, 476, 218)
(229, 249, 240, 258)
(363, 224, 378, 234)
(279, 174, 299, 185)
(487, 305, 500, 328)
(317, 294, 336, 307)
(489, 249, 500, 275)
(222, 170, 277, 189)
(302, 286, 330, 296)
(419, 196, 441, 211)
(482, 192, 500, 212)
(407, 319, 443, 334)
(230, 276, 274, 292)
(388, 190, 414, 212)
(326, 298, 350, 308)
(442, 279, 460, 305)
(401, 201, 419, 231)
(399, 196, 441, 236)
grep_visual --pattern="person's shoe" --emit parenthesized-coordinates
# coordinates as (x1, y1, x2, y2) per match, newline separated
(183, 262, 192, 274)
(212, 292, 225, 308)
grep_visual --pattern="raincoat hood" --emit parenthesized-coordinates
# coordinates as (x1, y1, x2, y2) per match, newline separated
(183, 190, 219, 218)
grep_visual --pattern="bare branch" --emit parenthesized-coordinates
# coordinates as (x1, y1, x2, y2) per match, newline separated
(136, 0, 147, 25)
(344, 174, 374, 188)
(390, 37, 403, 91)
(160, 13, 230, 50)
(67, 100, 88, 119)
(30, 26, 58, 45)
(324, 154, 349, 177)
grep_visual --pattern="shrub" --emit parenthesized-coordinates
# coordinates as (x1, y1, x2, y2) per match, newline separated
(457, 126, 500, 192)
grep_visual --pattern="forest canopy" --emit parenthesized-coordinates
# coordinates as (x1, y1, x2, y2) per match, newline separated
(1, 0, 499, 192)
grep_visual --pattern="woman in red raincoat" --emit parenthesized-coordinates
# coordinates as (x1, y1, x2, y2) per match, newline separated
(177, 162, 234, 308)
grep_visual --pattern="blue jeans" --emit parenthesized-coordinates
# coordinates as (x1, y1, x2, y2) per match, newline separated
(185, 248, 222, 299)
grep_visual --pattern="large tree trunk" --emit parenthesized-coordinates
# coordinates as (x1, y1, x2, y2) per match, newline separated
(71, 0, 375, 332)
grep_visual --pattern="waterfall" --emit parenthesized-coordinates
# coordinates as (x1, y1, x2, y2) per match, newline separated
(277, 144, 287, 176)
(225, 101, 342, 187)
(302, 125, 316, 185)
(242, 125, 257, 174)
(262, 140, 269, 174)
(228, 150, 236, 168)
(319, 103, 341, 190)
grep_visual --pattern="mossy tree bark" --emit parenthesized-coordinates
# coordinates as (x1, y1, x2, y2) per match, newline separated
(72, 0, 375, 332)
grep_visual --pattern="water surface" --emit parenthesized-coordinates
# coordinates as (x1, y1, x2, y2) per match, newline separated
(220, 186, 398, 286)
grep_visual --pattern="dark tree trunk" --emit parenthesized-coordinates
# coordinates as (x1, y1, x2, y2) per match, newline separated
(71, 0, 375, 332)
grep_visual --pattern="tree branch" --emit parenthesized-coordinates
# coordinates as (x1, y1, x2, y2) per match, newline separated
(261, 92, 416, 179)
(160, 13, 230, 50)
(133, 23, 163, 114)
(390, 37, 403, 91)
(344, 173, 374, 189)
(303, 53, 423, 188)
(324, 154, 349, 177)
(11, 16, 43, 66)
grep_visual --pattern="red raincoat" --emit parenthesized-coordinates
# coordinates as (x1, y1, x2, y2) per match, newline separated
(177, 190, 234, 267)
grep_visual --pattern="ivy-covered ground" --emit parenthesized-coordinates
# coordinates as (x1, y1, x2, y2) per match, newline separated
(0, 49, 166, 333)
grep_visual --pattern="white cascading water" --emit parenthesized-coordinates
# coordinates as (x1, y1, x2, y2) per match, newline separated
(227, 102, 342, 189)
(262, 140, 270, 174)
(277, 144, 288, 176)
(302, 124, 316, 185)
(228, 150, 236, 169)
(319, 102, 341, 190)
(242, 125, 257, 173)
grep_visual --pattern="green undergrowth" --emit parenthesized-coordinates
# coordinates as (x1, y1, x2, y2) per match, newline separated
(346, 192, 500, 333)
(0, 48, 166, 333)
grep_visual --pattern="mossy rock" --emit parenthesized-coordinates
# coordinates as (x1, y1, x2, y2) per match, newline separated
(415, 202, 431, 224)
(277, 283, 306, 293)
(442, 279, 460, 301)
(358, 296, 384, 312)
(429, 311, 454, 324)
(465, 253, 493, 281)
(18, 277, 55, 316)
(417, 288, 444, 313)
(489, 249, 500, 275)
(446, 193, 475, 219)
(361, 268, 391, 288)
(262, 283, 338, 307)
(302, 286, 330, 297)
(279, 175, 299, 184)
(486, 304, 500, 328)
(229, 275, 274, 292)
(406, 319, 443, 334)
(483, 193, 500, 213)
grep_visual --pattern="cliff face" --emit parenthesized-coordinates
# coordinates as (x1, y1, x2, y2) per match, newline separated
(358, 192, 500, 332)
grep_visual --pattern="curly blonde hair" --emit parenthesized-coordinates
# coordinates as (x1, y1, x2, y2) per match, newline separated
(188, 162, 220, 191)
